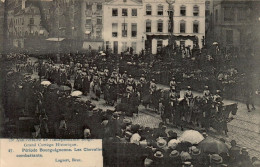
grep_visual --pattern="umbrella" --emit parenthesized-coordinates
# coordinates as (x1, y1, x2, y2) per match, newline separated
(213, 42, 218, 45)
(48, 83, 59, 90)
(71, 91, 83, 97)
(179, 130, 204, 144)
(198, 138, 229, 154)
(59, 85, 71, 91)
(41, 81, 51, 86)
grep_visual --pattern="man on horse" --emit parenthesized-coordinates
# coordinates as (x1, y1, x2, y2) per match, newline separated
(214, 90, 224, 113)
(169, 86, 179, 125)
(169, 77, 177, 88)
(203, 85, 212, 104)
(184, 86, 194, 107)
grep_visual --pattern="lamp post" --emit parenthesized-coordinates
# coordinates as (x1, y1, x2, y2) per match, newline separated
(166, 0, 175, 54)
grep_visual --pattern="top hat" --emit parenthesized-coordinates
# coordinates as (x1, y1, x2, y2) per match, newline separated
(154, 151, 164, 158)
(211, 154, 223, 164)
(191, 148, 201, 156)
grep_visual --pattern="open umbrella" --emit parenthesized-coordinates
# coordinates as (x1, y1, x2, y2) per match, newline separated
(198, 138, 229, 154)
(179, 130, 204, 144)
(71, 91, 83, 97)
(41, 81, 51, 86)
(59, 85, 71, 91)
(48, 83, 59, 90)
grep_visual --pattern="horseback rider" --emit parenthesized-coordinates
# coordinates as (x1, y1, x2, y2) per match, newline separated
(126, 74, 136, 91)
(169, 77, 177, 88)
(184, 86, 193, 106)
(149, 79, 157, 95)
(214, 90, 224, 113)
(203, 85, 212, 104)
(169, 86, 179, 107)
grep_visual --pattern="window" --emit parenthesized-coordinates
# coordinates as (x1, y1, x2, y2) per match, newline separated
(157, 20, 163, 32)
(97, 17, 102, 24)
(122, 23, 128, 37)
(193, 21, 199, 33)
(30, 18, 34, 25)
(238, 8, 246, 21)
(180, 41, 185, 47)
(226, 30, 233, 44)
(86, 19, 91, 25)
(86, 3, 92, 10)
(224, 8, 234, 21)
(131, 23, 137, 37)
(112, 8, 118, 16)
(180, 6, 186, 16)
(132, 8, 137, 16)
(122, 8, 128, 16)
(112, 23, 118, 37)
(180, 21, 186, 33)
(146, 20, 151, 32)
(193, 5, 199, 16)
(97, 3, 102, 10)
(96, 29, 102, 39)
(122, 42, 127, 52)
(215, 9, 218, 22)
(158, 5, 163, 15)
(157, 40, 163, 52)
(132, 42, 137, 53)
(146, 4, 152, 15)
(106, 41, 111, 50)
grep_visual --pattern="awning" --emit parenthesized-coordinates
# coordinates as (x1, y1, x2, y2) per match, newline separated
(46, 38, 65, 42)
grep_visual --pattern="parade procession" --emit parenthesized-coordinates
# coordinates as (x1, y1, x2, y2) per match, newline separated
(1, 0, 260, 166)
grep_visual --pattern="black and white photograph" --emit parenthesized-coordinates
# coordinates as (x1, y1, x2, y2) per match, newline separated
(0, 0, 260, 166)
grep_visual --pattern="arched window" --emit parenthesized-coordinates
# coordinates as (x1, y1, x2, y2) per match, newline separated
(146, 20, 151, 32)
(146, 4, 152, 15)
(157, 20, 163, 32)
(180, 5, 186, 16)
(157, 4, 163, 15)
(193, 21, 199, 33)
(193, 5, 199, 16)
(180, 20, 186, 33)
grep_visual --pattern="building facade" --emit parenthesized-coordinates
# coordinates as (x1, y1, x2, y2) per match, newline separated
(80, 0, 105, 50)
(103, 0, 144, 54)
(213, 0, 260, 54)
(143, 0, 206, 54)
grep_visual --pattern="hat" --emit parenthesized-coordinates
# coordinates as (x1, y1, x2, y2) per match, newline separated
(154, 151, 164, 158)
(211, 154, 223, 164)
(205, 85, 209, 89)
(191, 148, 201, 156)
(169, 150, 180, 158)
(216, 90, 221, 94)
(183, 161, 192, 166)
(123, 118, 132, 125)
(187, 86, 191, 89)
(181, 152, 192, 161)
(168, 139, 179, 149)
(241, 147, 247, 152)
(152, 79, 155, 82)
(156, 138, 167, 148)
(144, 158, 153, 167)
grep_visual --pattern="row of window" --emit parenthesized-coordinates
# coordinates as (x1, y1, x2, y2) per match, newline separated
(112, 8, 137, 17)
(86, 3, 102, 10)
(215, 8, 248, 22)
(112, 23, 137, 38)
(86, 17, 102, 25)
(145, 20, 199, 33)
(111, 5, 199, 17)
(145, 4, 199, 16)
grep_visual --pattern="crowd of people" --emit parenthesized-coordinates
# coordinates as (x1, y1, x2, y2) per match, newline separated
(0, 45, 259, 167)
